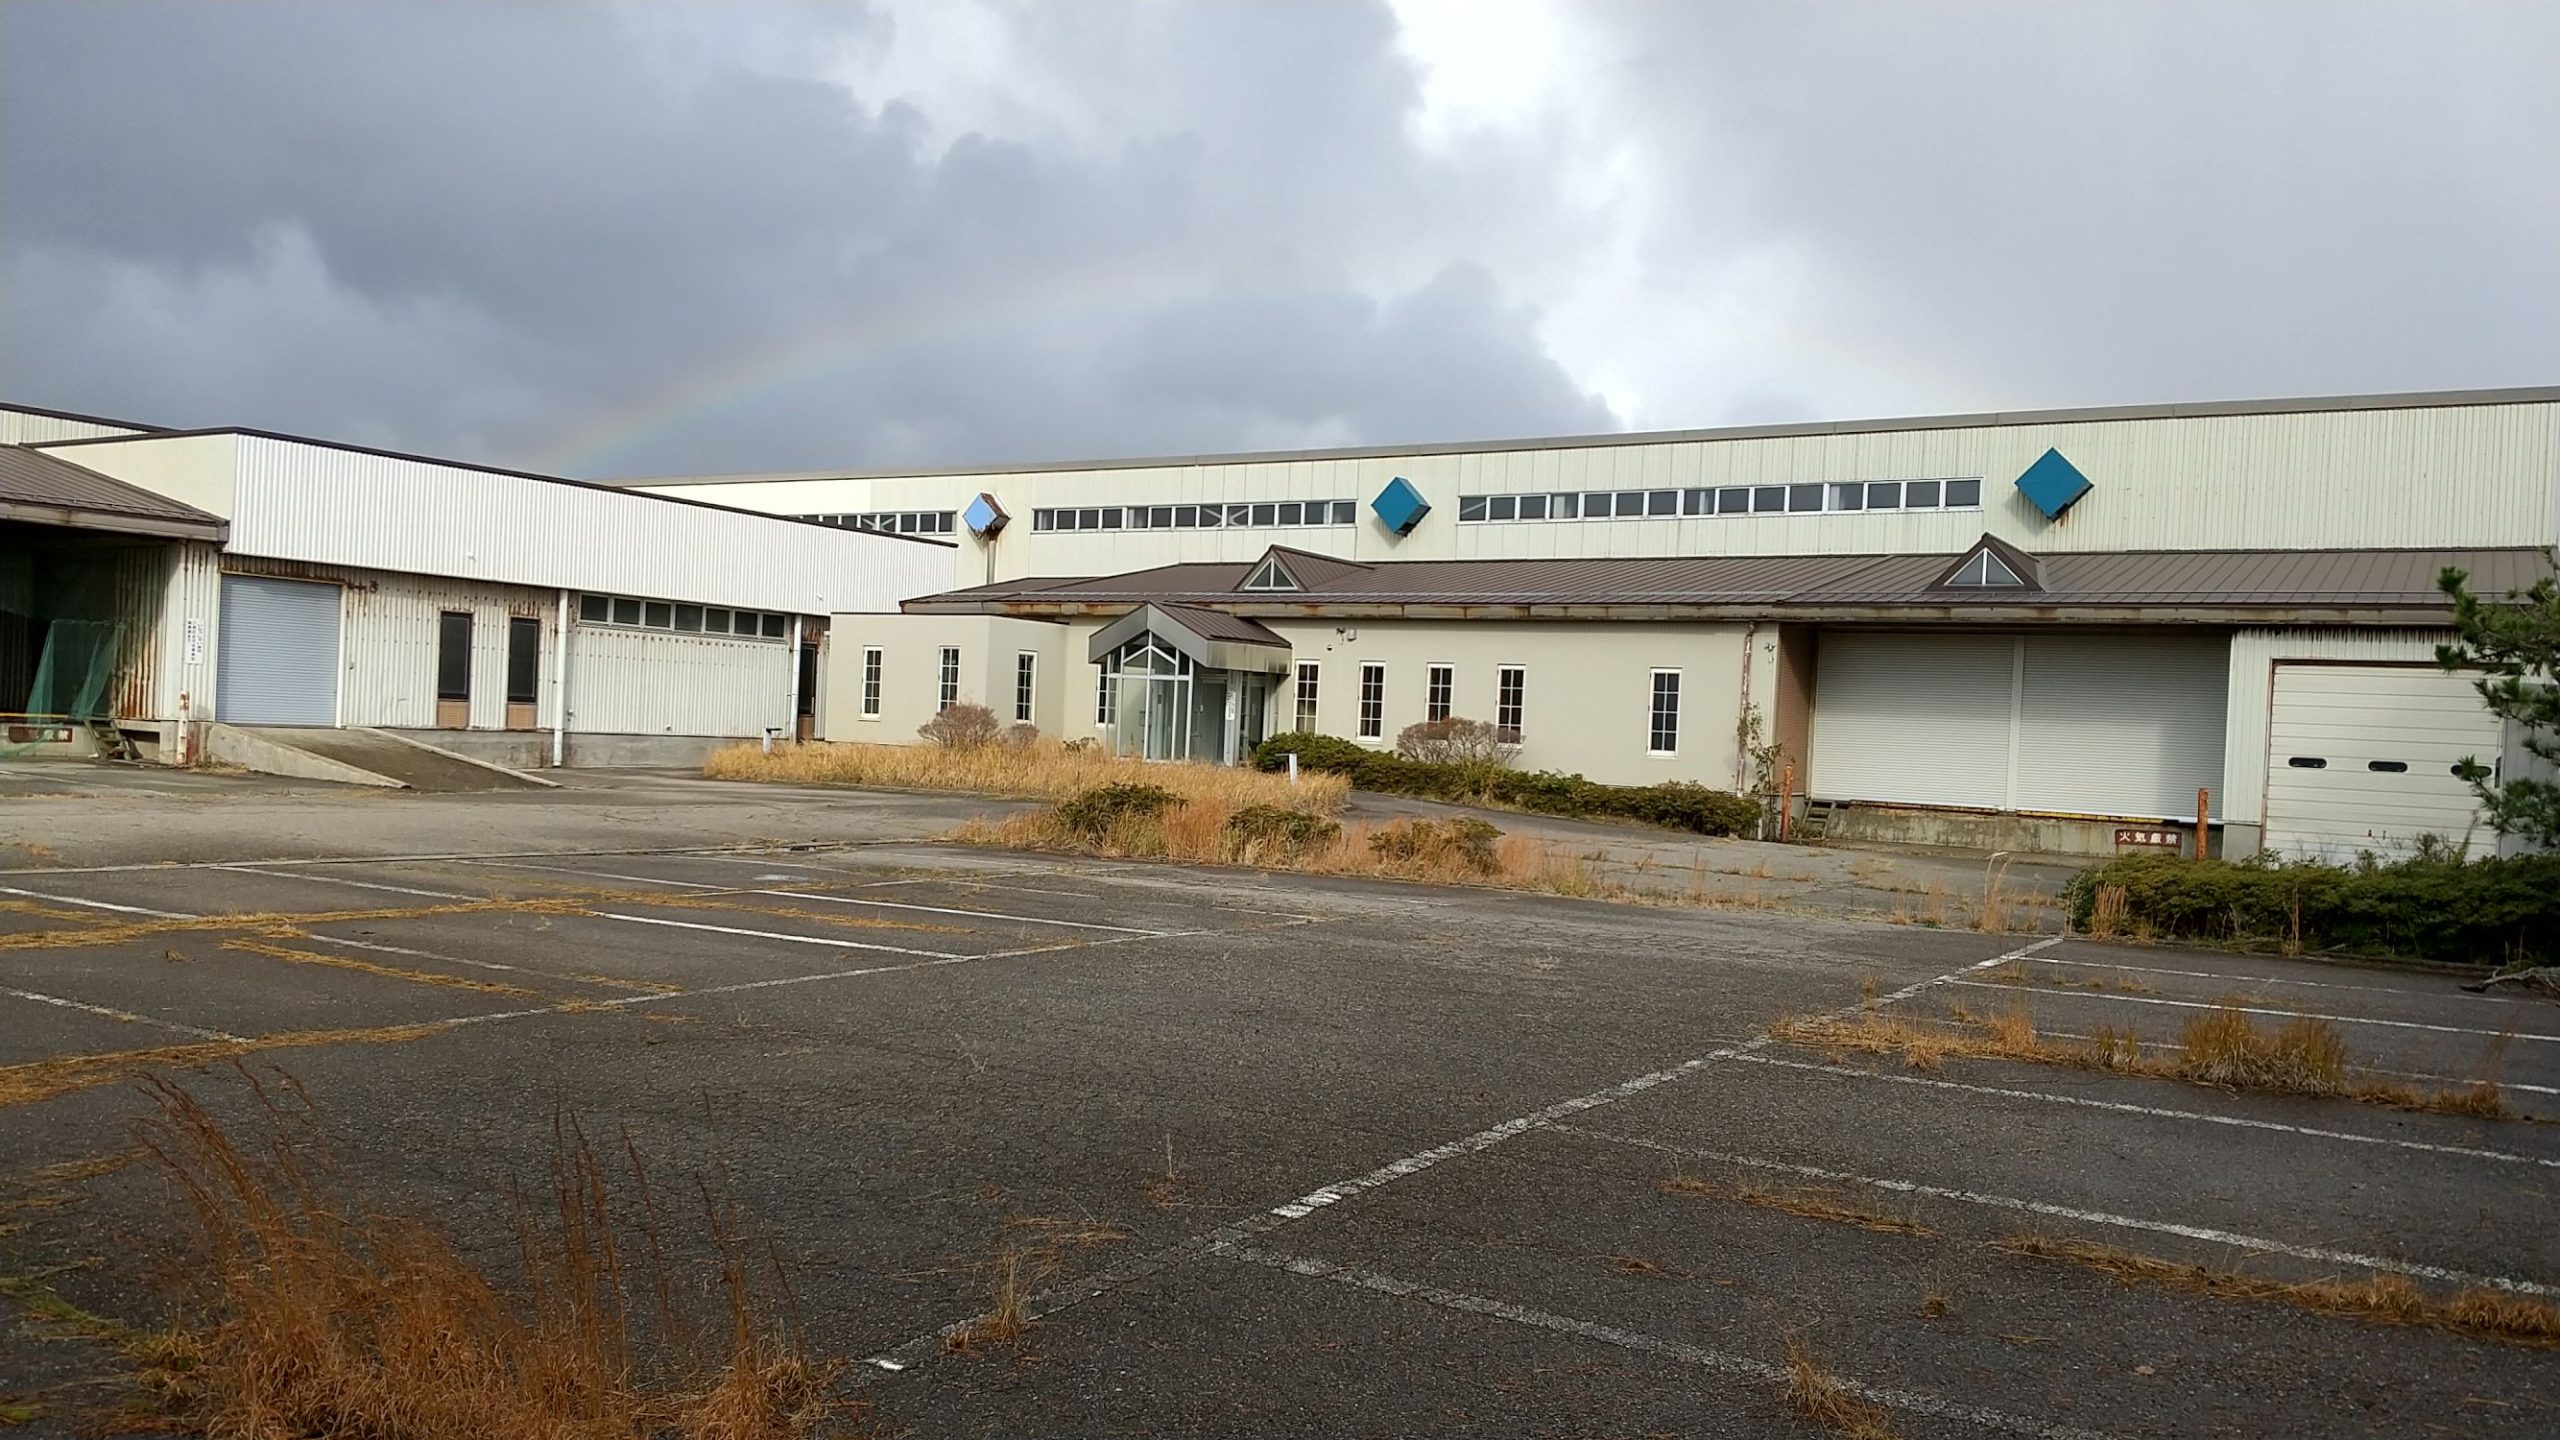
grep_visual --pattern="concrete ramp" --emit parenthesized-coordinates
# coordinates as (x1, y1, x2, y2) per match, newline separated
(207, 725, 553, 791)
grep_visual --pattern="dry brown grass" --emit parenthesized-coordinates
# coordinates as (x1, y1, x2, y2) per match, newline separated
(943, 1215, 1129, 1354)
(0, 1025, 460, 1110)
(1885, 879, 1952, 928)
(1772, 1003, 2516, 1119)
(223, 936, 544, 997)
(2085, 882, 2131, 939)
(1994, 1235, 2560, 1349)
(1661, 1175, 1934, 1236)
(115, 1073, 860, 1439)
(706, 738, 1346, 812)
(1780, 1332, 1899, 1440)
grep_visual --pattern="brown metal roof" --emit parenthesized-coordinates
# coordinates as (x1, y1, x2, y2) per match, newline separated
(0, 445, 226, 539)
(908, 543, 2551, 622)
(1153, 602, 1289, 647)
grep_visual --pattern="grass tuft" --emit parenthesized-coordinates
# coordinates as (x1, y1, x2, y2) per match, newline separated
(707, 738, 1345, 813)
(1780, 1332, 1899, 1440)
(1661, 1175, 1933, 1236)
(1994, 1235, 2560, 1348)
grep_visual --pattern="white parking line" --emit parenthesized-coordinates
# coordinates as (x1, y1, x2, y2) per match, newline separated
(589, 912, 970, 959)
(1729, 1051, 2560, 1169)
(0, 884, 193, 920)
(2030, 1026, 2560, 1098)
(468, 857, 1167, 934)
(2028, 953, 2508, 1001)
(215, 865, 470, 900)
(1549, 1122, 2559, 1296)
(0, 985, 241, 1042)
(1213, 1245, 2117, 1440)
(1942, 980, 2560, 1042)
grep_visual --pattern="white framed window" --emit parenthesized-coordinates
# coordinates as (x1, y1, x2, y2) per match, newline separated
(1358, 663, 1385, 740)
(937, 647, 960, 712)
(1648, 670, 1681, 756)
(1295, 661, 1320, 732)
(1425, 664, 1453, 723)
(1096, 652, 1120, 726)
(860, 648, 883, 718)
(1015, 652, 1036, 723)
(1496, 666, 1525, 742)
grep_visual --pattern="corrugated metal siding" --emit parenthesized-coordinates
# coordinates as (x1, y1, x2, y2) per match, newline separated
(334, 571, 559, 729)
(565, 625, 791, 737)
(2221, 628, 2456, 824)
(159, 542, 221, 723)
(0, 412, 146, 445)
(640, 399, 2559, 582)
(108, 546, 167, 721)
(223, 437, 948, 613)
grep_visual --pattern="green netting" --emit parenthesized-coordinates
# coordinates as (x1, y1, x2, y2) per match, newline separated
(2, 540, 137, 757)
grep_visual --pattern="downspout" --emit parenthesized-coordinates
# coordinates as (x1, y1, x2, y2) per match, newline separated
(551, 589, 571, 768)
(1734, 620, 1758, 793)
(785, 614, 805, 742)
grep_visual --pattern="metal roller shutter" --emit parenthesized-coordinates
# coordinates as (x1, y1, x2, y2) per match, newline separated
(216, 574, 342, 726)
(2014, 634, 2227, 819)
(2263, 664, 2500, 862)
(1810, 632, 2016, 810)
(1812, 630, 2228, 819)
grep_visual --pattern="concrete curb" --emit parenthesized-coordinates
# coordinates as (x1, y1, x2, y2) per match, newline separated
(203, 724, 407, 789)
(361, 728, 561, 788)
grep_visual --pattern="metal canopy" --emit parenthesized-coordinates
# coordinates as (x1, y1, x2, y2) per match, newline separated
(1087, 603, 1292, 674)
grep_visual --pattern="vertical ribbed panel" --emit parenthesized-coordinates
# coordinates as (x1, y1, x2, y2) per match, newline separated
(2221, 627, 2460, 824)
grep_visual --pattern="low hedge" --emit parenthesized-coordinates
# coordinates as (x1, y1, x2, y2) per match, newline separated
(1249, 731, 1760, 837)
(2063, 851, 2560, 966)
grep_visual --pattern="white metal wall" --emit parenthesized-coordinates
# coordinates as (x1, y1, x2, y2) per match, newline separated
(36, 433, 951, 615)
(0, 408, 147, 445)
(153, 541, 223, 725)
(338, 573, 560, 730)
(564, 624, 794, 737)
(2219, 628, 2457, 826)
(2262, 664, 2501, 862)
(635, 396, 2559, 583)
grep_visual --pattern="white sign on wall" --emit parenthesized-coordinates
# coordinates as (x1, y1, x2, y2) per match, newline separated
(183, 618, 204, 666)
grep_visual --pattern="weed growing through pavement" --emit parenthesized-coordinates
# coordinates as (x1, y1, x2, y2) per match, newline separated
(1661, 1174, 1933, 1237)
(1993, 1235, 2560, 1349)
(943, 1215, 1130, 1355)
(1779, 1332, 1899, 1440)
(1770, 1002, 2516, 1119)
(55, 1070, 867, 1439)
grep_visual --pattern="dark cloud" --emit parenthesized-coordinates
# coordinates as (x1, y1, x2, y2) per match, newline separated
(0, 0, 1612, 473)
(1, 1, 2550, 476)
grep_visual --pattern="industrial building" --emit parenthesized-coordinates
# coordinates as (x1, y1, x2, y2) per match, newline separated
(1, 402, 947, 778)
(627, 387, 2560, 860)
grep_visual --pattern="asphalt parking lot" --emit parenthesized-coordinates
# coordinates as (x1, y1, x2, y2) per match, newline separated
(2, 778, 2557, 1437)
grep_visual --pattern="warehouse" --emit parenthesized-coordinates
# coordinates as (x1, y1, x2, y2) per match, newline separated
(2, 404, 947, 771)
(622, 387, 2560, 860)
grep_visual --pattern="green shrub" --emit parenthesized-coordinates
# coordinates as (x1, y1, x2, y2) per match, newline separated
(1249, 733, 1760, 838)
(1223, 805, 1342, 861)
(1054, 782, 1177, 840)
(1367, 816, 1503, 873)
(2063, 851, 2560, 966)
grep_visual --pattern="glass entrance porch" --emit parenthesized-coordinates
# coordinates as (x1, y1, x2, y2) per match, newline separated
(1088, 604, 1291, 765)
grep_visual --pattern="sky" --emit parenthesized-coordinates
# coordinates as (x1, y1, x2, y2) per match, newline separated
(3, 0, 2553, 478)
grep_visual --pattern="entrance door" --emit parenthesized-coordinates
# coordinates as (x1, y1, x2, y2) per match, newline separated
(796, 641, 820, 741)
(2263, 664, 2501, 861)
(504, 616, 540, 731)
(435, 611, 473, 728)
(215, 574, 342, 726)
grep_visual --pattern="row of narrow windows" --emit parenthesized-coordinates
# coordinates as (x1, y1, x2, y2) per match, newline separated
(1459, 478, 1983, 523)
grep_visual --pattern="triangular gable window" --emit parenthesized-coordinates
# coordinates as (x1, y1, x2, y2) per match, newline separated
(1240, 555, 1302, 592)
(1946, 549, 2025, 588)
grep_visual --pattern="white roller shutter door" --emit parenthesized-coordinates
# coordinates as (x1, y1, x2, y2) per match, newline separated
(216, 574, 343, 726)
(1813, 630, 2227, 819)
(1811, 633, 2016, 810)
(2014, 635, 2227, 818)
(2263, 664, 2499, 862)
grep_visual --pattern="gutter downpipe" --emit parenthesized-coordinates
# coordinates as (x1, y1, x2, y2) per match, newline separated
(552, 589, 571, 769)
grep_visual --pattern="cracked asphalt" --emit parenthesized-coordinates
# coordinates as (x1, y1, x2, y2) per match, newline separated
(1, 769, 2554, 1437)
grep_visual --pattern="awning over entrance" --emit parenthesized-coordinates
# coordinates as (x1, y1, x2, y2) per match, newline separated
(1087, 602, 1292, 674)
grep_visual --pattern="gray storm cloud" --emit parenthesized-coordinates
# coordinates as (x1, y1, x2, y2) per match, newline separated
(1, 0, 2549, 476)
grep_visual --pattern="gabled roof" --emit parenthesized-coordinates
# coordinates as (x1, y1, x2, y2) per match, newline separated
(905, 544, 2551, 625)
(1930, 533, 2043, 591)
(0, 445, 226, 540)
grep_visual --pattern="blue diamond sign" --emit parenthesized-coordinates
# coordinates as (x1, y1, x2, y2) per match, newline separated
(2013, 449, 2091, 520)
(962, 492, 1009, 538)
(1371, 476, 1430, 536)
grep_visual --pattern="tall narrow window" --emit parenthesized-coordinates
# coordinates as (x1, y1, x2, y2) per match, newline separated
(1358, 663, 1385, 740)
(435, 611, 473, 728)
(1648, 670, 1681, 756)
(1295, 662, 1320, 731)
(937, 647, 960, 712)
(1425, 664, 1453, 723)
(1496, 666, 1525, 742)
(860, 648, 883, 718)
(1096, 652, 1120, 726)
(1015, 652, 1036, 723)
